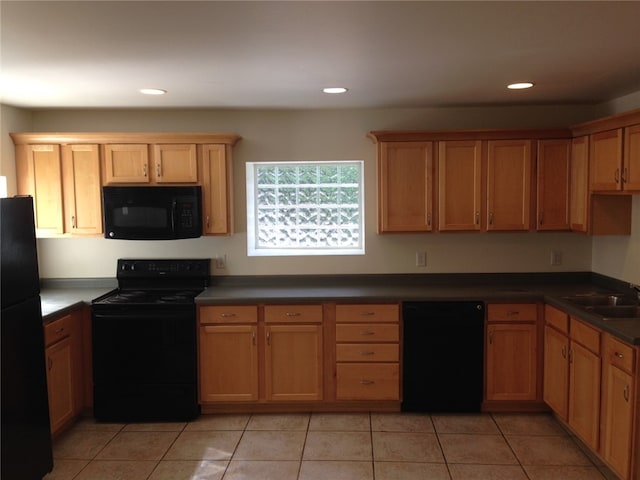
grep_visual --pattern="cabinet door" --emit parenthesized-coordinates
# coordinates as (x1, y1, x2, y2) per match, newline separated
(590, 129, 623, 191)
(265, 325, 323, 401)
(486, 323, 537, 401)
(152, 144, 198, 183)
(45, 336, 75, 434)
(16, 144, 64, 236)
(486, 140, 532, 231)
(200, 144, 233, 235)
(570, 136, 589, 232)
(61, 144, 103, 235)
(601, 363, 633, 480)
(623, 124, 640, 191)
(543, 325, 569, 419)
(378, 142, 433, 232)
(437, 140, 482, 231)
(103, 144, 150, 184)
(568, 341, 601, 450)
(199, 325, 258, 402)
(537, 139, 570, 231)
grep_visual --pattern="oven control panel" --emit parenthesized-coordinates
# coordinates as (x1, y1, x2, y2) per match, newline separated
(117, 259, 210, 278)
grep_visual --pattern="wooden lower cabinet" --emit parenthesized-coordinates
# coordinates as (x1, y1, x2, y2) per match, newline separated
(600, 334, 637, 480)
(543, 305, 640, 480)
(199, 324, 258, 402)
(485, 303, 539, 403)
(335, 304, 400, 401)
(45, 335, 74, 434)
(543, 323, 569, 418)
(568, 338, 601, 450)
(44, 307, 87, 437)
(265, 324, 323, 401)
(198, 302, 401, 410)
(198, 304, 323, 404)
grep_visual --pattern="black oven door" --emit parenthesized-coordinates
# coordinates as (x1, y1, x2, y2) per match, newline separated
(92, 308, 199, 421)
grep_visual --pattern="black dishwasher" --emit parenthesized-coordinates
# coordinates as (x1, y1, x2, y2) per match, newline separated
(402, 301, 484, 412)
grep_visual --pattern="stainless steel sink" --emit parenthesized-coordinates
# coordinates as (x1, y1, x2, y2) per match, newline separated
(562, 294, 636, 307)
(584, 305, 640, 320)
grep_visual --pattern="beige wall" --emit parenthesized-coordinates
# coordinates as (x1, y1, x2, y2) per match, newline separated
(2, 102, 638, 283)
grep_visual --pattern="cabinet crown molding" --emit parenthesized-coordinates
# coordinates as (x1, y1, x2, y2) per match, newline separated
(368, 128, 571, 143)
(10, 132, 241, 146)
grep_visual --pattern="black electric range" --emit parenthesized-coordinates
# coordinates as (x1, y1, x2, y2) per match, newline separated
(92, 259, 210, 422)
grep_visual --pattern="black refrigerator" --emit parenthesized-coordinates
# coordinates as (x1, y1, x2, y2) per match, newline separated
(1, 196, 54, 479)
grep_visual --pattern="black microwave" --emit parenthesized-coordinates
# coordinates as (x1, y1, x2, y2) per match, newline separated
(102, 186, 202, 240)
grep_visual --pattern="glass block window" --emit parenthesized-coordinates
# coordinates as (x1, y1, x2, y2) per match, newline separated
(246, 161, 365, 256)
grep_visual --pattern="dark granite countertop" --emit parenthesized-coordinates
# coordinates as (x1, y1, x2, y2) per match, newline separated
(196, 272, 640, 345)
(38, 273, 640, 344)
(40, 278, 116, 322)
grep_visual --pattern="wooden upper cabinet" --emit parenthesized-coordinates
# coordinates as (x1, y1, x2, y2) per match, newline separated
(623, 124, 640, 191)
(61, 144, 103, 235)
(437, 140, 482, 231)
(200, 144, 233, 235)
(15, 144, 64, 236)
(590, 129, 623, 191)
(151, 144, 198, 183)
(537, 139, 570, 231)
(378, 141, 433, 233)
(570, 136, 589, 232)
(486, 140, 532, 231)
(103, 144, 150, 184)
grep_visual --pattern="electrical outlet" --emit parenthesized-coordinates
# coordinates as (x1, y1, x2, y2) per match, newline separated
(214, 254, 226, 270)
(551, 250, 563, 266)
(416, 251, 427, 267)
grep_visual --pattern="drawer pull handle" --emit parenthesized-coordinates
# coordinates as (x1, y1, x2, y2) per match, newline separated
(285, 312, 301, 317)
(360, 351, 375, 356)
(360, 331, 375, 336)
(55, 328, 65, 334)
(252, 331, 256, 345)
(143, 164, 147, 177)
(561, 346, 567, 359)
(360, 312, 375, 316)
(359, 380, 375, 385)
(221, 313, 236, 318)
(507, 311, 520, 316)
(614, 352, 624, 359)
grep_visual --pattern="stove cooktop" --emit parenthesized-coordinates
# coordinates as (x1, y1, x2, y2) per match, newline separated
(94, 289, 202, 306)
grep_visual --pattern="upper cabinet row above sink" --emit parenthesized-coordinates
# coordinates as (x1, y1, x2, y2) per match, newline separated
(370, 108, 640, 236)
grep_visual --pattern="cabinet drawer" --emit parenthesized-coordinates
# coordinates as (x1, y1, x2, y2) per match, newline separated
(199, 305, 258, 324)
(336, 304, 399, 323)
(264, 304, 323, 324)
(44, 314, 73, 347)
(604, 334, 635, 374)
(570, 317, 600, 354)
(336, 324, 399, 342)
(336, 363, 399, 400)
(545, 304, 569, 333)
(336, 343, 399, 362)
(487, 303, 537, 321)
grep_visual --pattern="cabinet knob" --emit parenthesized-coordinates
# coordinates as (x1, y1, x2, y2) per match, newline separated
(614, 352, 624, 359)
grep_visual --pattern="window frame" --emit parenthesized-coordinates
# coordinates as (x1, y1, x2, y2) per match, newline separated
(246, 160, 365, 257)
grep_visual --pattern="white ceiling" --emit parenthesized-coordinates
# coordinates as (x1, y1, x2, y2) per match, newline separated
(2, 1, 640, 110)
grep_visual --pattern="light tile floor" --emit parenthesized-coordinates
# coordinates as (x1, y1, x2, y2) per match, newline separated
(44, 412, 621, 480)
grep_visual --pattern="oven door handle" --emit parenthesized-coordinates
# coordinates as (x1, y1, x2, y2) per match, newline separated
(93, 311, 195, 322)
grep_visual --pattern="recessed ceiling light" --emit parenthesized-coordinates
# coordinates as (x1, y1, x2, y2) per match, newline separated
(322, 87, 348, 94)
(507, 82, 534, 90)
(139, 88, 167, 95)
